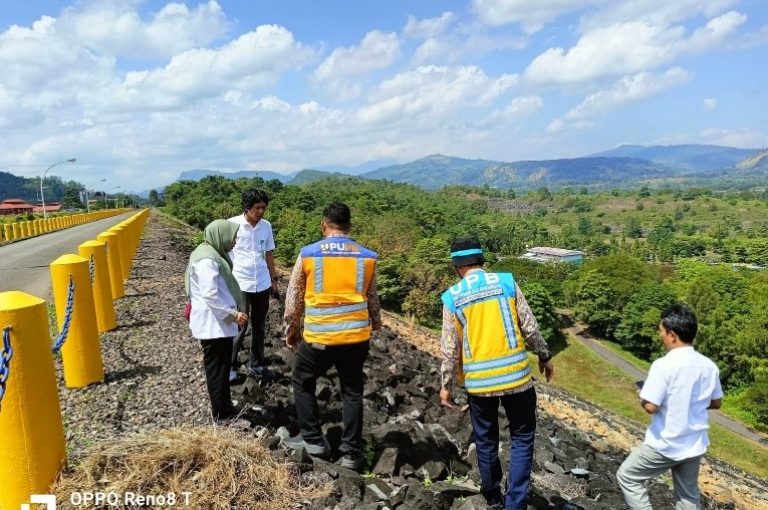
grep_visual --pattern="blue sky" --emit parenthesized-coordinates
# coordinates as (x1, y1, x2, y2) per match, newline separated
(0, 0, 766, 191)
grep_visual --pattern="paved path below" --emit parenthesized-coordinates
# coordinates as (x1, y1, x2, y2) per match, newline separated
(565, 323, 768, 446)
(0, 212, 134, 300)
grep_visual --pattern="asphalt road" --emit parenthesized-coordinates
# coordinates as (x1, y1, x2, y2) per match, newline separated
(0, 212, 134, 300)
(564, 323, 768, 446)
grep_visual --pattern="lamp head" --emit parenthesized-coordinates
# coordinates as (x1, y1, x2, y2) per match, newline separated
(67, 158, 76, 163)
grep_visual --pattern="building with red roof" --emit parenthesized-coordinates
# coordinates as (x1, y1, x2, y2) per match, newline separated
(32, 202, 62, 214)
(0, 198, 34, 216)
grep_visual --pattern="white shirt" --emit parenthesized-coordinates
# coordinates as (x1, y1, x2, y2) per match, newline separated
(188, 258, 239, 340)
(641, 346, 723, 460)
(227, 215, 275, 293)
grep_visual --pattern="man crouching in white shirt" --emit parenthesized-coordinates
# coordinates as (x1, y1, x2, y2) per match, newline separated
(617, 304, 723, 510)
(228, 189, 279, 381)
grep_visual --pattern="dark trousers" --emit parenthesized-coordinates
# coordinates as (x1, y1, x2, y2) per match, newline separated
(292, 340, 369, 454)
(469, 387, 537, 510)
(200, 337, 234, 419)
(232, 289, 271, 368)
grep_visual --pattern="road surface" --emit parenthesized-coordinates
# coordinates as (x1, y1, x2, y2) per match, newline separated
(0, 212, 134, 300)
(564, 323, 768, 446)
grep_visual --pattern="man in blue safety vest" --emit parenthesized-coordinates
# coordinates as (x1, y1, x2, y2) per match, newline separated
(439, 236, 554, 510)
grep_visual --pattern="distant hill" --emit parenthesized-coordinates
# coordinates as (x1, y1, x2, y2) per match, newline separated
(289, 169, 348, 185)
(0, 170, 79, 203)
(164, 144, 768, 193)
(590, 144, 759, 171)
(313, 158, 398, 176)
(177, 169, 294, 183)
(735, 149, 768, 171)
(361, 154, 674, 190)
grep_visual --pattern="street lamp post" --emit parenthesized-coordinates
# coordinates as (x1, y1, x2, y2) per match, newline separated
(40, 158, 76, 219)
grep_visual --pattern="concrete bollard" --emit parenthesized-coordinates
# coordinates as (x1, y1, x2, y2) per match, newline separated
(0, 291, 66, 510)
(97, 231, 125, 299)
(11, 223, 20, 240)
(110, 225, 131, 282)
(50, 254, 104, 388)
(78, 241, 117, 333)
(3, 223, 12, 241)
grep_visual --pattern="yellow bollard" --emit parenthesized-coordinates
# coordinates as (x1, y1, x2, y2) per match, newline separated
(50, 254, 104, 388)
(3, 223, 11, 241)
(78, 241, 116, 333)
(110, 226, 131, 281)
(11, 223, 20, 240)
(0, 292, 66, 510)
(97, 231, 125, 299)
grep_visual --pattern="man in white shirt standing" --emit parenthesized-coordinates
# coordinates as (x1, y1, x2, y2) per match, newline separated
(228, 189, 279, 380)
(617, 304, 723, 510)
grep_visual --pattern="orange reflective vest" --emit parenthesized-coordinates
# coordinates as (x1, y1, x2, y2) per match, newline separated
(441, 271, 532, 394)
(300, 236, 377, 345)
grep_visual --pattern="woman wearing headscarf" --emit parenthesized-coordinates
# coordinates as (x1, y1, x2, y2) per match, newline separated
(185, 219, 249, 422)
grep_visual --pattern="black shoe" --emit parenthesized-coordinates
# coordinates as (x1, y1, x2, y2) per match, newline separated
(339, 452, 365, 471)
(247, 366, 276, 380)
(282, 436, 330, 457)
(215, 405, 242, 420)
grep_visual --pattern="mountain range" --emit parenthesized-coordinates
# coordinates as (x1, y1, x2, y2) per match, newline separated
(163, 144, 768, 192)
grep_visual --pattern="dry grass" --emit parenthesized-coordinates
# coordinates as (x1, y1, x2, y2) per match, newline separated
(51, 427, 332, 510)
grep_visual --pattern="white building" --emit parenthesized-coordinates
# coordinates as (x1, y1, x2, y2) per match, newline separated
(520, 247, 585, 264)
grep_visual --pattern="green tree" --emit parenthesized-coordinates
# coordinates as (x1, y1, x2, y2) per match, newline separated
(614, 284, 676, 359)
(572, 271, 622, 338)
(521, 282, 563, 347)
(60, 186, 83, 209)
(626, 217, 643, 239)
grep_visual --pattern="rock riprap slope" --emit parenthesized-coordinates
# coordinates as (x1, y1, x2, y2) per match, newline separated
(56, 211, 767, 510)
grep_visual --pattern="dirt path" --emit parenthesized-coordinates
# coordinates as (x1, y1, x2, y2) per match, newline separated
(564, 323, 768, 446)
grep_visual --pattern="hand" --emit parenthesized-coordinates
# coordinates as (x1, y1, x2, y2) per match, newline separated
(285, 332, 300, 352)
(271, 281, 280, 300)
(539, 359, 554, 382)
(439, 387, 454, 409)
(234, 312, 248, 327)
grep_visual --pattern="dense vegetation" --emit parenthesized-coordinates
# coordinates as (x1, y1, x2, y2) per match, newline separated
(163, 175, 768, 428)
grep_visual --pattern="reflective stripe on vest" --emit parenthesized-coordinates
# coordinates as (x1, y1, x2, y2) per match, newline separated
(464, 366, 532, 391)
(441, 271, 532, 394)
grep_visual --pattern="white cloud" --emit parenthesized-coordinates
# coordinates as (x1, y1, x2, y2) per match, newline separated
(60, 0, 230, 59)
(524, 11, 746, 86)
(403, 12, 455, 39)
(700, 128, 768, 148)
(581, 0, 738, 29)
(547, 67, 691, 133)
(313, 30, 400, 100)
(502, 95, 543, 116)
(703, 98, 719, 111)
(113, 25, 313, 109)
(473, 0, 603, 34)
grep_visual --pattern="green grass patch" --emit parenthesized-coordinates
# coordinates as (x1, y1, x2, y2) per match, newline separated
(599, 340, 652, 371)
(721, 389, 767, 433)
(553, 336, 768, 479)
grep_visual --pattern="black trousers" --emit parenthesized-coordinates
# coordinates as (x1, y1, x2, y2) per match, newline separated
(232, 289, 271, 368)
(292, 340, 369, 454)
(201, 337, 234, 419)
